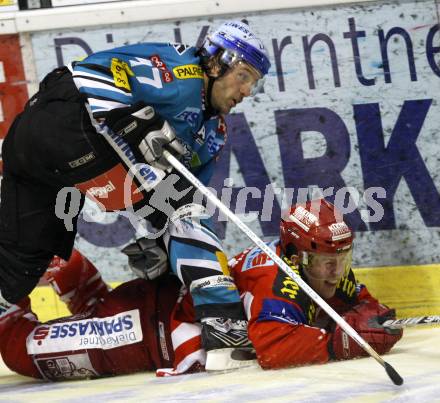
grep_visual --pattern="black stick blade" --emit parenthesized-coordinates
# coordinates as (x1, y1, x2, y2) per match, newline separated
(384, 362, 404, 385)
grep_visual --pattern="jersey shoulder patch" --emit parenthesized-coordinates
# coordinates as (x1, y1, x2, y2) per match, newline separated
(240, 240, 279, 272)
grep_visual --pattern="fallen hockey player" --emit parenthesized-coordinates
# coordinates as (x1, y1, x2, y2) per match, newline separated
(0, 200, 402, 380)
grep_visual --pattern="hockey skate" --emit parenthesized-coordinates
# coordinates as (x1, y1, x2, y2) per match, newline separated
(44, 250, 110, 315)
(201, 317, 256, 371)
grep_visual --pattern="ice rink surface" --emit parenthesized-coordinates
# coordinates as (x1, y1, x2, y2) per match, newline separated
(0, 327, 438, 403)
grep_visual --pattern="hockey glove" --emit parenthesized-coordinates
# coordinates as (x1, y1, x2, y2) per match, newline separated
(330, 301, 403, 360)
(105, 102, 185, 171)
(121, 237, 168, 280)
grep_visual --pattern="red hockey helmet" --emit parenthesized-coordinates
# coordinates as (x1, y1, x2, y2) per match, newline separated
(280, 199, 353, 259)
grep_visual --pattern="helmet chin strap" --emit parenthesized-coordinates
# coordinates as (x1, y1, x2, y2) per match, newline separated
(204, 75, 218, 119)
(204, 58, 230, 119)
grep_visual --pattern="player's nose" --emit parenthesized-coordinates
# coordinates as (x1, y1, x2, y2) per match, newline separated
(239, 82, 251, 98)
(327, 262, 340, 275)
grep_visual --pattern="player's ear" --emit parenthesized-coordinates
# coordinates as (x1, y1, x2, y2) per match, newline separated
(208, 64, 221, 78)
(289, 254, 300, 265)
(205, 53, 223, 78)
(284, 243, 299, 265)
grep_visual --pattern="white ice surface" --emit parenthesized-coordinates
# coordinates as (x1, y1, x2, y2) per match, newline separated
(0, 327, 439, 403)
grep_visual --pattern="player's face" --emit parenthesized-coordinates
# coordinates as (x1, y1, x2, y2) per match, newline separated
(303, 251, 351, 299)
(210, 62, 261, 114)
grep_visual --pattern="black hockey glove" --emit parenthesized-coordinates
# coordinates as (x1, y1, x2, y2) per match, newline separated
(104, 102, 185, 171)
(121, 237, 168, 280)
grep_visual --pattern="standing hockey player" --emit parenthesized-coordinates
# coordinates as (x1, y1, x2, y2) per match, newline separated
(0, 20, 270, 365)
(0, 200, 402, 380)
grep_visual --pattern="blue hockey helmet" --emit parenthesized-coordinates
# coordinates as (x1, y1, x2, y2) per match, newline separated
(201, 20, 270, 95)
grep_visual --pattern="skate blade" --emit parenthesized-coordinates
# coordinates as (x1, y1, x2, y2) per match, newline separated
(205, 348, 257, 371)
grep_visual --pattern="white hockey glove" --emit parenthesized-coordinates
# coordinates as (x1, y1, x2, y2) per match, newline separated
(136, 109, 185, 171)
(121, 238, 168, 280)
(105, 102, 185, 171)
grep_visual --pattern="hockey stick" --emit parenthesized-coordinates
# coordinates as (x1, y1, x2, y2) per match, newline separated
(98, 123, 403, 384)
(382, 315, 440, 329)
(162, 150, 404, 386)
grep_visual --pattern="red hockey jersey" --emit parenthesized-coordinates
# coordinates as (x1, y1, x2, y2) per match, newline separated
(165, 239, 377, 373)
(229, 240, 377, 369)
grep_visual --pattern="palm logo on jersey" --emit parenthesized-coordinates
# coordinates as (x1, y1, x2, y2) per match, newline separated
(172, 64, 204, 79)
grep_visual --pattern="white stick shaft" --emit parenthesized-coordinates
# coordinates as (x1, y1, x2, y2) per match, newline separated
(163, 150, 385, 365)
(383, 315, 440, 329)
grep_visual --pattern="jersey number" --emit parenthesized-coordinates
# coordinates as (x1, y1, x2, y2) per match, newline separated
(130, 57, 163, 89)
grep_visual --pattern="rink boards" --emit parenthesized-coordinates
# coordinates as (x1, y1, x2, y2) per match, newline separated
(29, 263, 440, 323)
